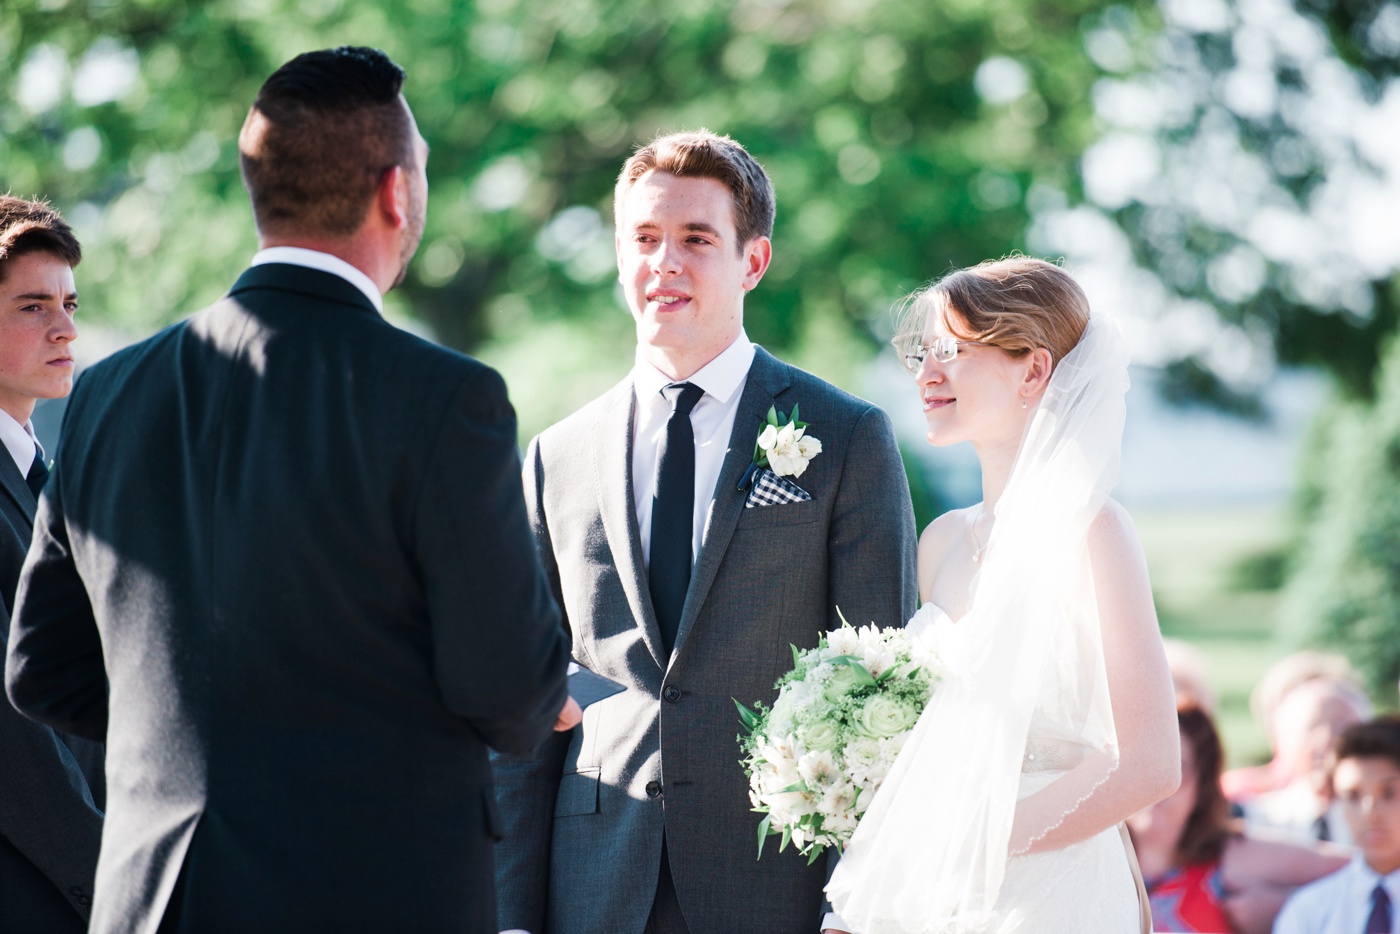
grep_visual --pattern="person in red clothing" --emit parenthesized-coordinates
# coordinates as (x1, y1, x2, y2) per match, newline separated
(1128, 706, 1347, 933)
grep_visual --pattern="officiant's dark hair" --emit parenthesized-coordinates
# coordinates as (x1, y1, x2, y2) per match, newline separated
(894, 256, 1090, 369)
(239, 46, 414, 238)
(615, 130, 775, 253)
(0, 195, 82, 282)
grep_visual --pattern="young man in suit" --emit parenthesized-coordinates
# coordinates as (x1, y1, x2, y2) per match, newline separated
(5, 47, 573, 933)
(0, 195, 104, 931)
(493, 131, 919, 934)
(1274, 716, 1400, 933)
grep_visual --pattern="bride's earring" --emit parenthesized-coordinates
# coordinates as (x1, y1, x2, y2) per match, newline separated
(1021, 398, 1027, 410)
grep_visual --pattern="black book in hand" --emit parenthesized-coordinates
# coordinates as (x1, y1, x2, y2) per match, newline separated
(567, 662, 625, 709)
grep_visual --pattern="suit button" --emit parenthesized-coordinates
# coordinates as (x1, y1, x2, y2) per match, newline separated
(663, 686, 680, 702)
(646, 780, 662, 798)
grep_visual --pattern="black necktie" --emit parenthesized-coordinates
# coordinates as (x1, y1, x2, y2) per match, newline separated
(1366, 884, 1391, 934)
(25, 450, 48, 498)
(1313, 813, 1331, 842)
(649, 382, 703, 656)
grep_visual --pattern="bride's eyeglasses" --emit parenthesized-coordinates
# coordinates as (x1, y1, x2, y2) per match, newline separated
(903, 336, 986, 373)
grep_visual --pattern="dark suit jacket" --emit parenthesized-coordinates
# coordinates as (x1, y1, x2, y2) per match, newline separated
(493, 347, 918, 934)
(0, 450, 104, 931)
(4, 264, 571, 934)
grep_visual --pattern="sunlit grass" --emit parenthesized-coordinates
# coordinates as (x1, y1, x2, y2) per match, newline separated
(1134, 505, 1289, 768)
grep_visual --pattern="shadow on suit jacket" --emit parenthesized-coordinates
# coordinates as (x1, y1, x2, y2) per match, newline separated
(0, 452, 104, 931)
(4, 264, 571, 934)
(493, 346, 919, 934)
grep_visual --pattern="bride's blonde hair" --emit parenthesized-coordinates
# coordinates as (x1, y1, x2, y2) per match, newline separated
(894, 256, 1090, 367)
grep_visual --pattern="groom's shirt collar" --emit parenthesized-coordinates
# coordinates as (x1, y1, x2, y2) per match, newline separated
(0, 409, 41, 479)
(631, 330, 755, 405)
(250, 247, 384, 314)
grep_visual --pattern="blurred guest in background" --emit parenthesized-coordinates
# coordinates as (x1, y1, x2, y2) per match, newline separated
(1224, 651, 1363, 804)
(1273, 715, 1400, 933)
(1243, 678, 1370, 845)
(1165, 637, 1218, 714)
(1128, 706, 1347, 934)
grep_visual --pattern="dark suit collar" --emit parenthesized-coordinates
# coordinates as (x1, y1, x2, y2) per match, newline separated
(0, 446, 36, 526)
(592, 380, 669, 669)
(228, 264, 382, 317)
(593, 349, 793, 670)
(669, 347, 791, 660)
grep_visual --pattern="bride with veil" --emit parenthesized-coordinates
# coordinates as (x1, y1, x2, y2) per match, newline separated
(825, 257, 1181, 933)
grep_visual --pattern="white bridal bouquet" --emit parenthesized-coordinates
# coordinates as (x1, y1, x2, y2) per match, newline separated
(735, 612, 943, 862)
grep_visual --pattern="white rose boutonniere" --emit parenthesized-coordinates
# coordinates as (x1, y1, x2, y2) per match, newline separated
(753, 404, 822, 479)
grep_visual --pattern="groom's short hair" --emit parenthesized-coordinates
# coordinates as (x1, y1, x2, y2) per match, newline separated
(0, 195, 82, 282)
(614, 130, 775, 253)
(239, 46, 413, 239)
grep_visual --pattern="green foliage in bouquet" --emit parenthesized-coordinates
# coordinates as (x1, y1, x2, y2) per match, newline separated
(735, 609, 941, 862)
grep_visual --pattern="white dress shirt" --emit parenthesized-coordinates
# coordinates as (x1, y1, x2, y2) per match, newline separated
(0, 408, 41, 478)
(1245, 781, 1356, 846)
(251, 246, 383, 313)
(631, 332, 756, 568)
(1273, 854, 1400, 933)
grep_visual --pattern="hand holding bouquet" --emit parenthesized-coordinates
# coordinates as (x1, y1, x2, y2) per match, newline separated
(735, 611, 942, 862)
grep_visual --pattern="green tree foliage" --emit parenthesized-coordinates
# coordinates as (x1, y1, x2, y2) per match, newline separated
(1094, 0, 1400, 403)
(1281, 330, 1400, 696)
(2, 0, 1148, 435)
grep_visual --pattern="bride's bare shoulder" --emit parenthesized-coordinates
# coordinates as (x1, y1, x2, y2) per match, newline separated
(918, 505, 976, 561)
(1088, 498, 1149, 565)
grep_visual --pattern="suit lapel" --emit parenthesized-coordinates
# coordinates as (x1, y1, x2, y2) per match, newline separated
(0, 449, 36, 527)
(670, 348, 791, 661)
(593, 383, 668, 670)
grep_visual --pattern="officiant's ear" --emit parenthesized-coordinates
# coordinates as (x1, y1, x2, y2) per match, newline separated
(375, 165, 412, 230)
(1020, 346, 1054, 399)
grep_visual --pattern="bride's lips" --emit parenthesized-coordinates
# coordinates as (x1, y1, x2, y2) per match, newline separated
(923, 395, 953, 411)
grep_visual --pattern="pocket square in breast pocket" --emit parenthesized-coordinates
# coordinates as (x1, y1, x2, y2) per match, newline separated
(744, 467, 812, 508)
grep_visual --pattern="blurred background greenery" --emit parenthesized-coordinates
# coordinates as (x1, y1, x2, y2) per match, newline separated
(5, 0, 1400, 764)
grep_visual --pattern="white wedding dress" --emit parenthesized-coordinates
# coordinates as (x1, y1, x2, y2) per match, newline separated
(826, 316, 1147, 933)
(906, 604, 1140, 933)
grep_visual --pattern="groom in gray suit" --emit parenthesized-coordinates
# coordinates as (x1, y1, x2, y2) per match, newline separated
(493, 131, 918, 934)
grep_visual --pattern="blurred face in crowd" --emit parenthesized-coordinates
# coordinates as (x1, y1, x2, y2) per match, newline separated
(1334, 755, 1400, 875)
(615, 170, 769, 379)
(1274, 681, 1368, 793)
(0, 251, 78, 424)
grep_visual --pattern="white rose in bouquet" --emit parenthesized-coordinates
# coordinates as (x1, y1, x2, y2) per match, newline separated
(735, 609, 943, 861)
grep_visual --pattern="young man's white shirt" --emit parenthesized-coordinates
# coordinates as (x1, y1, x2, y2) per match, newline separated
(631, 331, 756, 567)
(0, 408, 42, 478)
(1273, 854, 1400, 933)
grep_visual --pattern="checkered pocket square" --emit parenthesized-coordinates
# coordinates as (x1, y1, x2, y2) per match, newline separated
(744, 467, 812, 508)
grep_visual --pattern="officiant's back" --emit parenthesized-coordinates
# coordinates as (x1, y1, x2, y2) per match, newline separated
(5, 47, 569, 934)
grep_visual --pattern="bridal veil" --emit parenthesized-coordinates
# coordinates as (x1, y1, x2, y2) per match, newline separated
(826, 314, 1133, 933)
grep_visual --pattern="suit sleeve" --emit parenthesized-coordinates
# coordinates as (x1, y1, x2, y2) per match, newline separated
(825, 404, 919, 631)
(491, 433, 572, 934)
(413, 367, 569, 755)
(0, 604, 102, 921)
(819, 404, 918, 923)
(6, 465, 108, 743)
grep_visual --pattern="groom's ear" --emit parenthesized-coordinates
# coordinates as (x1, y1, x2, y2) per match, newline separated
(741, 236, 772, 291)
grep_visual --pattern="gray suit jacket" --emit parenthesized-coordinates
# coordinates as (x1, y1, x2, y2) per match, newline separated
(494, 347, 918, 934)
(0, 446, 104, 931)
